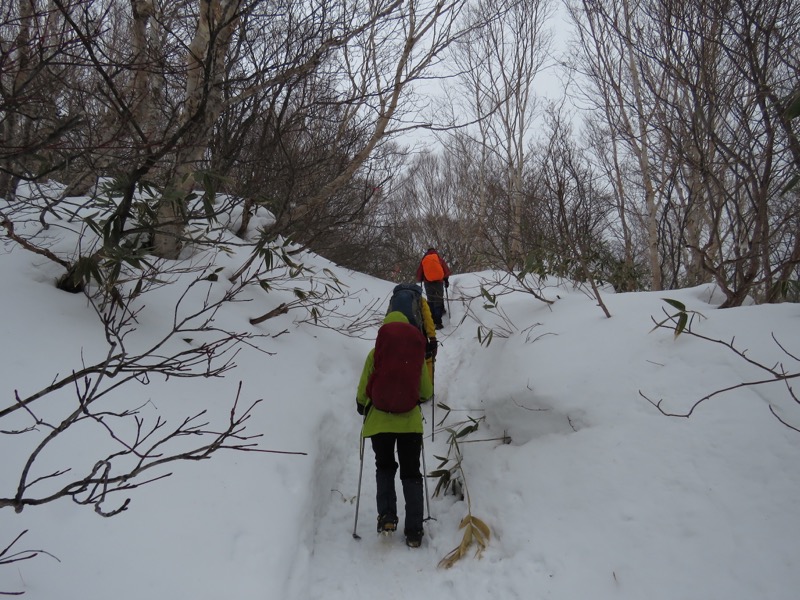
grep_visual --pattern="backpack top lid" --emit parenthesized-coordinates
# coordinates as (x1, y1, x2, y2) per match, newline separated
(388, 284, 423, 331)
(393, 282, 422, 295)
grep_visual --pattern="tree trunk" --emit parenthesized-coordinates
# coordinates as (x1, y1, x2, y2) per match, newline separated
(621, 0, 662, 291)
(153, 0, 241, 259)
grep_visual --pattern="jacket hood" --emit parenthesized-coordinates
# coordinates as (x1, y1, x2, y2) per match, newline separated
(384, 311, 410, 325)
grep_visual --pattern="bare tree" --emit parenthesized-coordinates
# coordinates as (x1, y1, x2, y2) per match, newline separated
(566, 0, 664, 290)
(534, 106, 613, 315)
(0, 0, 86, 199)
(663, 0, 799, 306)
(261, 0, 473, 248)
(449, 0, 554, 269)
(566, 0, 800, 305)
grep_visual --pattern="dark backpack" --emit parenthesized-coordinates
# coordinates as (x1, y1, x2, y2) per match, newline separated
(387, 284, 424, 332)
(367, 321, 426, 413)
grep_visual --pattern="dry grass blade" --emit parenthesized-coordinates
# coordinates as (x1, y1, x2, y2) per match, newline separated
(438, 514, 492, 568)
(458, 522, 473, 555)
(472, 516, 491, 541)
(437, 546, 463, 569)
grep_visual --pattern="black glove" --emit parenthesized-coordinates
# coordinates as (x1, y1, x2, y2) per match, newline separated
(426, 338, 438, 359)
(444, 278, 450, 289)
(356, 399, 365, 415)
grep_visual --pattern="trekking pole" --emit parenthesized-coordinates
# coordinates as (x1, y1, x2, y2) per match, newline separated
(431, 360, 436, 442)
(445, 285, 451, 316)
(352, 434, 366, 540)
(421, 436, 434, 522)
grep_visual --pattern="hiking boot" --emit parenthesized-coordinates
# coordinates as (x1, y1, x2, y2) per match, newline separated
(377, 514, 398, 533)
(405, 528, 423, 548)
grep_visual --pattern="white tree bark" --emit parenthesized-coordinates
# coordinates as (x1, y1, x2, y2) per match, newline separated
(154, 0, 242, 258)
(451, 0, 553, 269)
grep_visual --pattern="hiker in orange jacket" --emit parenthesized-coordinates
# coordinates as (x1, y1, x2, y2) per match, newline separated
(415, 248, 451, 330)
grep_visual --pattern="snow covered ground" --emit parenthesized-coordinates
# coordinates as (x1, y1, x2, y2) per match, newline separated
(2, 185, 799, 599)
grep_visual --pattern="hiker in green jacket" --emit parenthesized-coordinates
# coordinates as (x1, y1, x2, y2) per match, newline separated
(356, 311, 433, 547)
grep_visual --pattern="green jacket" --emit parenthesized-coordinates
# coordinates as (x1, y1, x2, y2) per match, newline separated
(357, 312, 434, 437)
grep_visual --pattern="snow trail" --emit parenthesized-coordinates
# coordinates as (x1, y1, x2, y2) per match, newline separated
(291, 279, 526, 599)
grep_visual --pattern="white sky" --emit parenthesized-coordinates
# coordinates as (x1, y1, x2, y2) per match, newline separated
(2, 181, 799, 599)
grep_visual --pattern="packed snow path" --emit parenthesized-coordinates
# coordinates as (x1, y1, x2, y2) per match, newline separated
(288, 280, 584, 599)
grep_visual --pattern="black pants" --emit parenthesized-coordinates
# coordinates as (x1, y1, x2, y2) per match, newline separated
(371, 432, 424, 533)
(423, 280, 445, 325)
